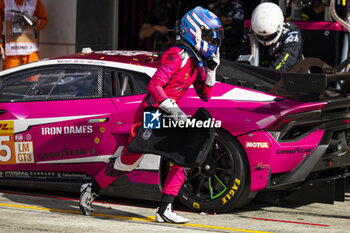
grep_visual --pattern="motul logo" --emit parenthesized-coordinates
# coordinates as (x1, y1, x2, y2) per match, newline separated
(245, 142, 270, 149)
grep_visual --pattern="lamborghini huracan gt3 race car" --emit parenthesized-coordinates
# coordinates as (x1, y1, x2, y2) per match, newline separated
(0, 50, 349, 213)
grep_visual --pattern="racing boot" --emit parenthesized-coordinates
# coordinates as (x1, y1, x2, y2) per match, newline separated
(156, 203, 189, 224)
(79, 182, 99, 215)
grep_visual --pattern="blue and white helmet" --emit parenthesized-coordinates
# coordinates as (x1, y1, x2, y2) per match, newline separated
(179, 6, 223, 59)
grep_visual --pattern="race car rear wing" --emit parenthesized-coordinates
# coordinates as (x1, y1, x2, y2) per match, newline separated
(269, 57, 350, 100)
(217, 58, 350, 102)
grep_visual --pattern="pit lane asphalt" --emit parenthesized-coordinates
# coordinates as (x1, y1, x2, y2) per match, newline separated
(0, 187, 349, 233)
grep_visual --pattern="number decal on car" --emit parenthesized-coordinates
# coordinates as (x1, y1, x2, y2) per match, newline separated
(0, 136, 11, 162)
(0, 121, 14, 163)
(0, 121, 34, 164)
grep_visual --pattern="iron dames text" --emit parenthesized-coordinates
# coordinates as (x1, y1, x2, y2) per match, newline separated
(41, 126, 93, 135)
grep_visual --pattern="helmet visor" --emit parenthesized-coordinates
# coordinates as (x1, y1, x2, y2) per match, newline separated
(202, 28, 223, 46)
(255, 31, 279, 44)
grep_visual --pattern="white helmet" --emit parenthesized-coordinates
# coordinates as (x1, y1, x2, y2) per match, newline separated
(251, 2, 284, 46)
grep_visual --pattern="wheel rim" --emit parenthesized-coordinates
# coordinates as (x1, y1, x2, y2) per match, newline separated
(182, 136, 235, 200)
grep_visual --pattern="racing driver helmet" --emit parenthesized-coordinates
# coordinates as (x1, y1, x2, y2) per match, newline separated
(251, 2, 284, 46)
(179, 6, 223, 59)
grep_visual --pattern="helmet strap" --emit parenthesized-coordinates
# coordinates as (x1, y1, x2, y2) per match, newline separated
(175, 38, 205, 68)
(175, 40, 207, 82)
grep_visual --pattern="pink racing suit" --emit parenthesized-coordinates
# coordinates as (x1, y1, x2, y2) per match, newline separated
(95, 46, 214, 196)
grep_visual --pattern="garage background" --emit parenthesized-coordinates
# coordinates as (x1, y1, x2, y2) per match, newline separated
(39, 0, 345, 69)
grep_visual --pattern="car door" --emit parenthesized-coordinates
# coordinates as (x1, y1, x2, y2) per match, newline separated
(104, 68, 161, 175)
(0, 64, 119, 176)
(105, 68, 149, 133)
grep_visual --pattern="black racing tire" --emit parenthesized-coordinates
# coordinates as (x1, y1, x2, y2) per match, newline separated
(177, 129, 256, 213)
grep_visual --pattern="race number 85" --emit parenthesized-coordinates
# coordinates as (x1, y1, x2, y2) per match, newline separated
(0, 136, 11, 162)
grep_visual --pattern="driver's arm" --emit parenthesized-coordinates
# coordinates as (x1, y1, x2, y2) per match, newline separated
(271, 29, 302, 73)
(147, 48, 181, 104)
(193, 71, 214, 102)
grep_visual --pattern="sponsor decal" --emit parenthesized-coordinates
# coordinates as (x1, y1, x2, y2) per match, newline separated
(95, 50, 157, 57)
(276, 147, 312, 154)
(142, 129, 152, 140)
(41, 125, 93, 135)
(245, 141, 270, 149)
(38, 148, 86, 160)
(30, 171, 56, 177)
(167, 55, 176, 61)
(285, 32, 300, 43)
(26, 134, 32, 141)
(58, 172, 88, 178)
(0, 123, 13, 132)
(4, 171, 30, 178)
(2, 171, 88, 179)
(15, 134, 31, 141)
(15, 134, 23, 141)
(143, 110, 221, 129)
(222, 178, 241, 204)
(193, 202, 200, 209)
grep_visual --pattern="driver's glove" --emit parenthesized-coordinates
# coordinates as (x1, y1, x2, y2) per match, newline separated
(205, 48, 220, 86)
(159, 98, 187, 122)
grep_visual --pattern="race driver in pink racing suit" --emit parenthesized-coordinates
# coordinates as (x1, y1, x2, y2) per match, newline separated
(79, 6, 223, 224)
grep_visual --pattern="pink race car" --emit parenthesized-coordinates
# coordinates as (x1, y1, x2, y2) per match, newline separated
(0, 50, 349, 213)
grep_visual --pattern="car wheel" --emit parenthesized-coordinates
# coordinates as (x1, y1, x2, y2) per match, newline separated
(177, 129, 256, 213)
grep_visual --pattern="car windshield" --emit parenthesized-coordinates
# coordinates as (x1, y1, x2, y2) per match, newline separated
(0, 67, 101, 102)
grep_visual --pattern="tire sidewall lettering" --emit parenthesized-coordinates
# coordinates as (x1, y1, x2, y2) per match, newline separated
(221, 178, 241, 205)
